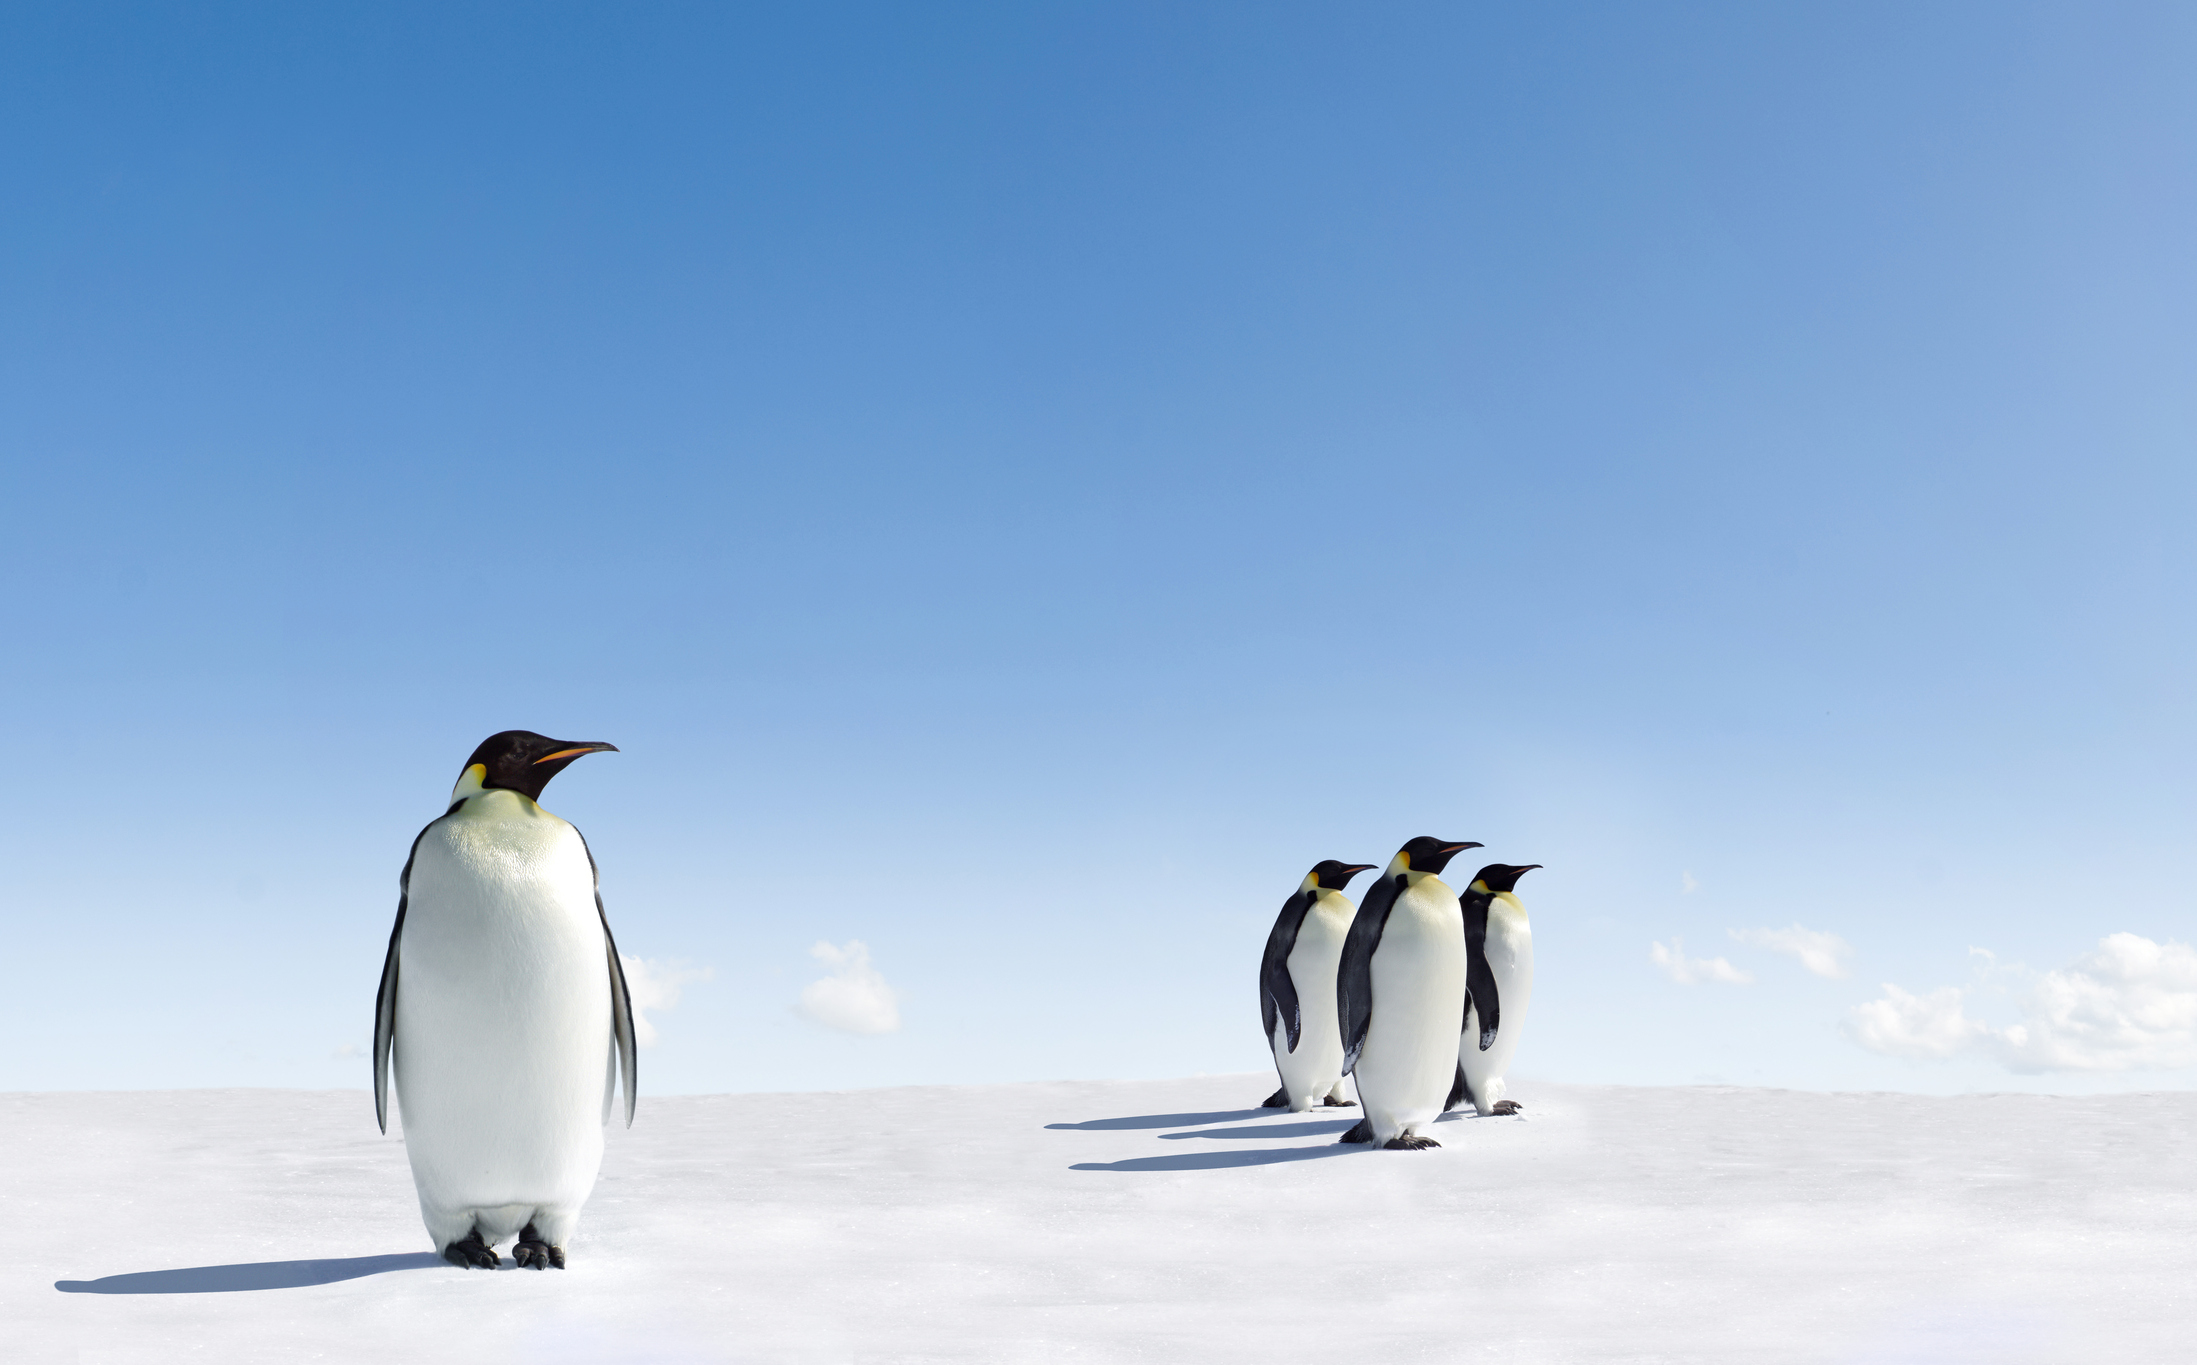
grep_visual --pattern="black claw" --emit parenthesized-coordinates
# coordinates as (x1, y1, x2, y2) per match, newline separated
(1321, 1096, 1357, 1107)
(1382, 1134, 1441, 1150)
(1491, 1100, 1522, 1115)
(515, 1221, 562, 1271)
(442, 1228, 498, 1269)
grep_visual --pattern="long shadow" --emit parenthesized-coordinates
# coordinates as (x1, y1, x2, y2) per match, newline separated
(56, 1252, 445, 1294)
(1045, 1108, 1271, 1132)
(1159, 1119, 1357, 1141)
(1072, 1144, 1359, 1173)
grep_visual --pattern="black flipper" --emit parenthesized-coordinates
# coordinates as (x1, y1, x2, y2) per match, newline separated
(373, 817, 446, 1135)
(1259, 888, 1314, 1054)
(1445, 1062, 1475, 1112)
(1337, 870, 1407, 1076)
(1460, 887, 1500, 1051)
(1338, 1118, 1375, 1144)
(1260, 1087, 1289, 1108)
(578, 831, 639, 1128)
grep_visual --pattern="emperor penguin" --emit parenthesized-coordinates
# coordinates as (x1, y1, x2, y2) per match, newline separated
(372, 731, 638, 1270)
(1335, 836, 1482, 1150)
(1258, 860, 1378, 1112)
(1448, 863, 1542, 1117)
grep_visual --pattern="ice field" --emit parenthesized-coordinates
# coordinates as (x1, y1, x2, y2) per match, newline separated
(11, 1074, 2196, 1363)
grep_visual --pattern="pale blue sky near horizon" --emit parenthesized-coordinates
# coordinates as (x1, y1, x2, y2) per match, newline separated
(4, 2, 2194, 1099)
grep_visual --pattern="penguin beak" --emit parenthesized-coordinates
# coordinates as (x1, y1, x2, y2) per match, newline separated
(1342, 864, 1378, 877)
(533, 742, 620, 764)
(1443, 842, 1483, 854)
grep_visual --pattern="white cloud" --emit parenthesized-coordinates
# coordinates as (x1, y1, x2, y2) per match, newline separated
(1843, 984, 1988, 1059)
(1995, 934, 2197, 1073)
(1650, 937, 1753, 986)
(1731, 923, 1853, 979)
(1681, 871, 1699, 894)
(620, 956, 714, 1048)
(796, 940, 901, 1036)
(1843, 934, 2197, 1073)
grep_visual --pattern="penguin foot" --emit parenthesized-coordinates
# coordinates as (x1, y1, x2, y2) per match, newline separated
(1259, 1087, 1289, 1108)
(1491, 1100, 1523, 1116)
(1337, 1119, 1375, 1144)
(511, 1223, 565, 1270)
(1321, 1096, 1358, 1107)
(1382, 1135, 1441, 1151)
(441, 1229, 499, 1270)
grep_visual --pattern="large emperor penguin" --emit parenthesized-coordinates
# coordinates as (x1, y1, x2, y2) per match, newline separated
(1448, 863, 1543, 1118)
(1335, 836, 1482, 1150)
(372, 731, 638, 1271)
(1258, 860, 1378, 1111)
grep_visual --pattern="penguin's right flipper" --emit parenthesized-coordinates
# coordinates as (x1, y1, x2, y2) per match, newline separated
(1337, 1118, 1375, 1144)
(1461, 892, 1500, 1050)
(1260, 892, 1310, 1054)
(1337, 875, 1404, 1075)
(372, 909, 402, 1136)
(375, 820, 447, 1135)
(1260, 1086, 1290, 1108)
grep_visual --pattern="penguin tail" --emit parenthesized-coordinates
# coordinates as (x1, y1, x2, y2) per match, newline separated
(1337, 1118, 1376, 1144)
(1259, 1086, 1289, 1108)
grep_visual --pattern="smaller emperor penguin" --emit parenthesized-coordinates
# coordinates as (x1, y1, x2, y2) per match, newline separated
(1258, 860, 1379, 1111)
(1335, 836, 1482, 1150)
(372, 731, 637, 1271)
(1448, 863, 1543, 1118)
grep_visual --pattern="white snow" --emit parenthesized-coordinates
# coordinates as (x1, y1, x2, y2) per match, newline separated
(10, 1075, 2197, 1363)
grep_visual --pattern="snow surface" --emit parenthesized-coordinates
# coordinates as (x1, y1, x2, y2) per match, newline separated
(10, 1076, 2197, 1363)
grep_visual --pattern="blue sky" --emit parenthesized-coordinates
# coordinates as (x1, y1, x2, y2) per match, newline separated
(4, 2, 2194, 1098)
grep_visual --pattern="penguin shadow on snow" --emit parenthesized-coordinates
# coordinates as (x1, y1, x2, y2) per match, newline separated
(55, 1253, 444, 1295)
(1044, 1108, 1269, 1132)
(1055, 1107, 1362, 1173)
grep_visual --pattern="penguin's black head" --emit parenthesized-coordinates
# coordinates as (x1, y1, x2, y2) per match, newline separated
(1396, 836, 1481, 876)
(1310, 860, 1378, 891)
(1470, 863, 1542, 894)
(457, 730, 619, 803)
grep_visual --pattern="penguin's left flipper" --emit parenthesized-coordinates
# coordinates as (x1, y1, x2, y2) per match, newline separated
(1382, 1135, 1441, 1150)
(1490, 1100, 1523, 1115)
(512, 1222, 565, 1270)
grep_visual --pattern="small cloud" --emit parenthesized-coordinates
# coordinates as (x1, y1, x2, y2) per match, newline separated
(620, 956, 714, 1048)
(1681, 871, 1699, 894)
(1843, 933, 2197, 1072)
(796, 940, 901, 1035)
(1843, 983, 1987, 1059)
(1731, 923, 1853, 979)
(1650, 937, 1752, 986)
(331, 1043, 363, 1060)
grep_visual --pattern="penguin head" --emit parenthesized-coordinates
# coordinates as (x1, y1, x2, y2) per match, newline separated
(1468, 863, 1542, 896)
(450, 730, 619, 804)
(1386, 836, 1482, 883)
(1303, 860, 1378, 893)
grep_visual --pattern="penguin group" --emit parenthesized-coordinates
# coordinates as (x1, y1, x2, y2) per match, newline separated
(372, 731, 1540, 1275)
(1258, 837, 1541, 1150)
